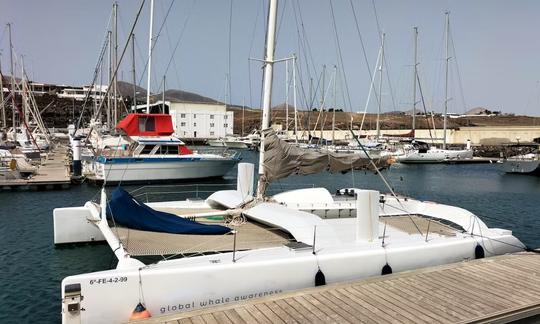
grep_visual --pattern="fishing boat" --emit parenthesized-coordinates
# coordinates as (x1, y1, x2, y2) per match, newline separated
(83, 113, 241, 183)
(501, 152, 540, 176)
(53, 2, 525, 323)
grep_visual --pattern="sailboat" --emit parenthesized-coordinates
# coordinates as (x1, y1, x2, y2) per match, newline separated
(54, 2, 525, 323)
(396, 14, 472, 164)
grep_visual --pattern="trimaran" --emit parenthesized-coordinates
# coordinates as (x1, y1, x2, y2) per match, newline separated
(54, 1, 526, 323)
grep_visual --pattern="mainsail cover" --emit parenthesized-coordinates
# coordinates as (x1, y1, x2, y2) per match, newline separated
(107, 187, 231, 235)
(262, 129, 392, 184)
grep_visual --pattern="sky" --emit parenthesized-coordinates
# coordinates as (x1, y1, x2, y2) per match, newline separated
(2, 0, 540, 116)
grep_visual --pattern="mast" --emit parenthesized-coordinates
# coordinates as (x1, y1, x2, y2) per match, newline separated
(307, 77, 312, 140)
(332, 65, 337, 144)
(256, 0, 278, 198)
(376, 32, 385, 140)
(412, 27, 418, 133)
(8, 23, 16, 142)
(320, 64, 326, 141)
(285, 59, 289, 133)
(113, 2, 118, 124)
(162, 75, 165, 113)
(0, 53, 6, 129)
(146, 0, 155, 114)
(107, 30, 112, 127)
(242, 97, 245, 137)
(443, 11, 450, 149)
(21, 55, 28, 126)
(131, 33, 137, 110)
(293, 54, 298, 143)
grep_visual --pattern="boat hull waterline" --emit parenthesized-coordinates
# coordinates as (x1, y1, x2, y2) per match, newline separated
(60, 233, 520, 323)
(89, 158, 239, 182)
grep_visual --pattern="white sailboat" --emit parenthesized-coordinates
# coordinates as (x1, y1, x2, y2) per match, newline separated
(54, 2, 525, 323)
(396, 15, 472, 164)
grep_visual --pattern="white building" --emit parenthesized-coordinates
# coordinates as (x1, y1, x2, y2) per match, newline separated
(134, 100, 234, 139)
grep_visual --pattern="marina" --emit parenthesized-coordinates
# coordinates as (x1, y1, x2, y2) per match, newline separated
(2, 1, 540, 324)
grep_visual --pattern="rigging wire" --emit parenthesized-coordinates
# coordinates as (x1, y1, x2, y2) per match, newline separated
(75, 12, 114, 131)
(370, 0, 397, 112)
(80, 0, 147, 136)
(159, 0, 197, 91)
(136, 0, 176, 89)
(449, 27, 468, 113)
(247, 0, 263, 109)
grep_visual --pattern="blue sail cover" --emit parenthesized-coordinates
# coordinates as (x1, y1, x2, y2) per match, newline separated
(107, 187, 231, 235)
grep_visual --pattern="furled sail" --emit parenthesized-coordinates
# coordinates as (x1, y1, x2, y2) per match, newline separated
(261, 129, 392, 185)
(107, 187, 231, 235)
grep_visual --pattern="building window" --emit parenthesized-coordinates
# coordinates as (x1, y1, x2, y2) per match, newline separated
(180, 113, 186, 118)
(180, 122, 186, 127)
(194, 122, 197, 127)
(224, 123, 228, 128)
(210, 115, 214, 119)
(210, 131, 215, 136)
(210, 123, 214, 127)
(193, 114, 196, 119)
(224, 115, 228, 120)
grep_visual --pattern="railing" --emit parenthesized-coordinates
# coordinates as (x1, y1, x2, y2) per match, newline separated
(127, 182, 323, 203)
(129, 183, 238, 202)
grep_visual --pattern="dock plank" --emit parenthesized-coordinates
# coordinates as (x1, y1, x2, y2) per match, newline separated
(130, 253, 540, 324)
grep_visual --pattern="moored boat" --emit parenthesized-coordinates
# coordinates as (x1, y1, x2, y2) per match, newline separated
(83, 113, 241, 184)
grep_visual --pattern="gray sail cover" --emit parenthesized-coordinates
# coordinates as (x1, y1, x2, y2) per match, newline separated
(262, 129, 392, 183)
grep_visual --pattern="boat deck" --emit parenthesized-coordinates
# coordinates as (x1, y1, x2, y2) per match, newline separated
(112, 219, 292, 256)
(112, 213, 460, 256)
(131, 252, 540, 324)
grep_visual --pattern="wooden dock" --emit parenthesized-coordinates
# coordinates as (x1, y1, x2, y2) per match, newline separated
(0, 146, 71, 190)
(132, 253, 540, 324)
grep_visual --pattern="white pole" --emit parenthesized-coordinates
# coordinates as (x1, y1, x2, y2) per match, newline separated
(146, 0, 155, 114)
(332, 65, 337, 144)
(443, 11, 450, 149)
(113, 2, 118, 124)
(0, 54, 5, 129)
(8, 23, 16, 143)
(293, 54, 298, 143)
(107, 30, 112, 126)
(285, 59, 289, 133)
(242, 97, 245, 137)
(256, 0, 278, 197)
(412, 27, 418, 133)
(21, 55, 28, 126)
(376, 33, 385, 140)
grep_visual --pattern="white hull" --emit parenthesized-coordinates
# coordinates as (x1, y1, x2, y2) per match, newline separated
(87, 159, 238, 182)
(501, 158, 540, 175)
(397, 149, 473, 164)
(56, 188, 524, 323)
(60, 223, 521, 324)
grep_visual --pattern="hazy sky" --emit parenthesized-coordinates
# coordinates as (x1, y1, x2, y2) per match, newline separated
(2, 0, 540, 116)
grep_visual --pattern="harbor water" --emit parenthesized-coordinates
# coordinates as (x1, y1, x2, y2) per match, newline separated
(1, 149, 539, 323)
